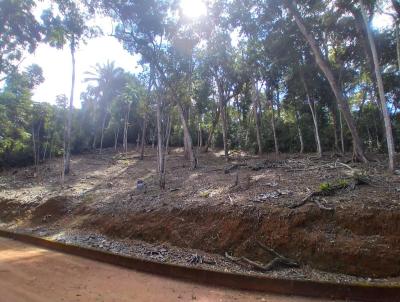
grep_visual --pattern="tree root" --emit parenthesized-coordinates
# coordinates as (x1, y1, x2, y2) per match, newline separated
(224, 243, 299, 272)
(289, 192, 335, 211)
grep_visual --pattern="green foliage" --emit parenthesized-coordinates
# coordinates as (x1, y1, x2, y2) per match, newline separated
(2, 0, 400, 169)
(0, 0, 43, 77)
(319, 182, 331, 192)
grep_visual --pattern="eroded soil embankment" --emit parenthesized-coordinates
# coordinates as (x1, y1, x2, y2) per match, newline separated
(81, 203, 400, 278)
(1, 193, 400, 279)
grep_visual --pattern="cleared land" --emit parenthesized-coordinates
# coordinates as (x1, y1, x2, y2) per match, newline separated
(1, 148, 400, 284)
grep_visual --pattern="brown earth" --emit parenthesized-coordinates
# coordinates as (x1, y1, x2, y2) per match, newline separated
(0, 147, 400, 279)
(1, 237, 328, 302)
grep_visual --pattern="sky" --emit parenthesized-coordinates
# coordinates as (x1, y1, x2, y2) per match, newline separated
(22, 0, 394, 107)
(23, 1, 141, 107)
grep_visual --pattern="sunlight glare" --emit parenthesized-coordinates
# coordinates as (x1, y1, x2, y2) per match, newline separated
(180, 0, 207, 19)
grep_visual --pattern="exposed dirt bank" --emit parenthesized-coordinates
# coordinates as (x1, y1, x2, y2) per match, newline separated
(1, 148, 400, 279)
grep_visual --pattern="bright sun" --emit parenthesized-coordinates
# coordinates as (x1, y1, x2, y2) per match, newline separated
(180, 0, 207, 19)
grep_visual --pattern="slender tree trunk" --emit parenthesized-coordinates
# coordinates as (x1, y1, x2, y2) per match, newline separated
(114, 125, 120, 151)
(49, 135, 53, 161)
(199, 125, 202, 147)
(351, 8, 377, 81)
(220, 100, 229, 160)
(197, 121, 203, 154)
(396, 21, 400, 71)
(284, 0, 367, 162)
(373, 116, 381, 150)
(43, 141, 48, 161)
(300, 74, 322, 157)
(136, 133, 140, 150)
(64, 38, 75, 175)
(295, 111, 304, 154)
(332, 107, 339, 152)
(61, 106, 67, 185)
(123, 102, 131, 154)
(99, 112, 107, 154)
(276, 88, 281, 118)
(36, 123, 41, 167)
(32, 126, 37, 172)
(156, 97, 165, 189)
(339, 111, 345, 154)
(183, 127, 189, 159)
(204, 107, 220, 153)
(253, 82, 263, 155)
(360, 2, 395, 171)
(140, 113, 147, 160)
(165, 114, 172, 155)
(269, 89, 279, 155)
(123, 111, 128, 153)
(244, 111, 252, 149)
(178, 102, 197, 169)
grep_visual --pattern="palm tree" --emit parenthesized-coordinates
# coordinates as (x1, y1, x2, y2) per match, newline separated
(84, 61, 125, 153)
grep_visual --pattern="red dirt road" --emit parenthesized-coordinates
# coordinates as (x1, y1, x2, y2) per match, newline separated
(0, 237, 336, 302)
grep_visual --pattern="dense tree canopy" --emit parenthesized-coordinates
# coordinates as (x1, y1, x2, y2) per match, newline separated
(1, 0, 399, 177)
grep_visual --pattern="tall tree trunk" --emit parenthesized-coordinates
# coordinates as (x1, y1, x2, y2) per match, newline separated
(165, 114, 172, 155)
(114, 125, 120, 151)
(156, 97, 166, 189)
(269, 89, 279, 155)
(123, 112, 128, 152)
(339, 111, 345, 154)
(396, 21, 400, 71)
(136, 133, 140, 150)
(301, 75, 322, 157)
(284, 0, 367, 162)
(276, 87, 281, 118)
(42, 140, 48, 161)
(331, 106, 339, 152)
(99, 112, 107, 154)
(49, 135, 54, 161)
(204, 107, 220, 153)
(123, 102, 131, 154)
(373, 116, 381, 150)
(220, 100, 229, 160)
(140, 113, 147, 160)
(360, 2, 396, 171)
(64, 37, 75, 175)
(197, 122, 203, 152)
(178, 102, 197, 169)
(183, 127, 189, 159)
(253, 82, 263, 155)
(351, 8, 377, 82)
(36, 123, 41, 167)
(61, 107, 67, 185)
(32, 126, 37, 172)
(295, 111, 304, 154)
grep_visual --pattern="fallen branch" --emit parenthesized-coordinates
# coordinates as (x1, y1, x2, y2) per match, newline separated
(289, 191, 315, 209)
(256, 241, 287, 259)
(287, 163, 333, 172)
(225, 245, 299, 272)
(313, 198, 334, 211)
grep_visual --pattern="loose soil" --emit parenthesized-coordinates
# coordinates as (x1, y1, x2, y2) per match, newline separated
(2, 237, 323, 302)
(1, 147, 400, 282)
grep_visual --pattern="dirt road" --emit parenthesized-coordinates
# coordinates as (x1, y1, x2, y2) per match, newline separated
(0, 237, 335, 302)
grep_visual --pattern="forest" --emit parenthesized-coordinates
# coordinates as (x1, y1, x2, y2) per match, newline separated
(1, 0, 399, 175)
(1, 0, 400, 292)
